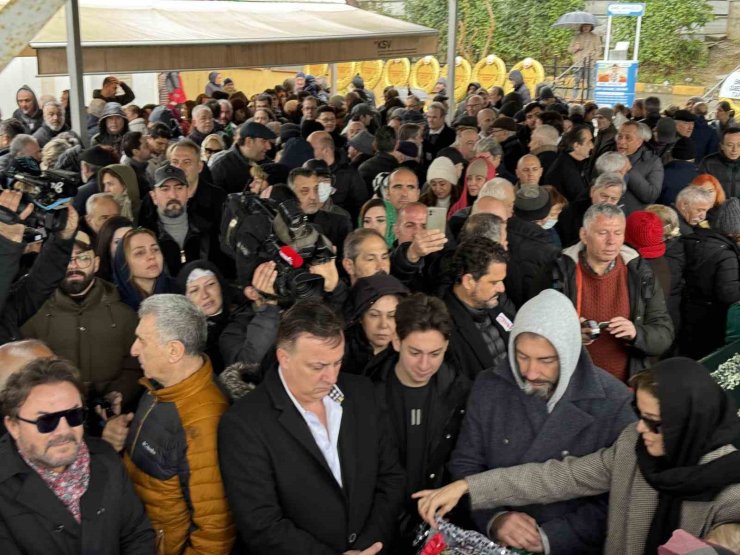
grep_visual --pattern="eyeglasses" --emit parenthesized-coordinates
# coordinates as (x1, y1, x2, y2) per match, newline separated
(632, 401, 662, 434)
(68, 253, 94, 269)
(15, 407, 87, 434)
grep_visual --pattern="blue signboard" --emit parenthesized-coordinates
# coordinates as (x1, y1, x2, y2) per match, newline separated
(593, 60, 640, 107)
(607, 3, 646, 17)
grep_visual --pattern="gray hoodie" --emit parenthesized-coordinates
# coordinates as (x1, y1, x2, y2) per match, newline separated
(508, 289, 582, 412)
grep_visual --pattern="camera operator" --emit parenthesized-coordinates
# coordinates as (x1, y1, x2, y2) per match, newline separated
(0, 189, 79, 344)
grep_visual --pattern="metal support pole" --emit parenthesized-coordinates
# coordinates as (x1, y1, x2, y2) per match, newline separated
(633, 15, 642, 61)
(65, 0, 87, 145)
(330, 63, 338, 96)
(446, 0, 457, 123)
(603, 15, 612, 61)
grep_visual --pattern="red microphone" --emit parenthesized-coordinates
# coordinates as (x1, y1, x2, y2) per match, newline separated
(278, 245, 304, 269)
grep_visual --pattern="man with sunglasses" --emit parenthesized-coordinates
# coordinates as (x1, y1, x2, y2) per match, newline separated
(0, 357, 154, 552)
(21, 230, 141, 413)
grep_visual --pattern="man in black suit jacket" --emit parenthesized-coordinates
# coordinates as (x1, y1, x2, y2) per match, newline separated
(218, 299, 405, 554)
(443, 236, 515, 379)
(423, 102, 456, 167)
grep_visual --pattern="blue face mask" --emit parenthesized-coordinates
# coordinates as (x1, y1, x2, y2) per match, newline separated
(541, 218, 558, 230)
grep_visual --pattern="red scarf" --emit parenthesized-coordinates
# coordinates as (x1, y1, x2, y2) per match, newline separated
(22, 440, 90, 523)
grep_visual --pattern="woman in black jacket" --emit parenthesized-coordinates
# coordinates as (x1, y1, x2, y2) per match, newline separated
(680, 199, 740, 358)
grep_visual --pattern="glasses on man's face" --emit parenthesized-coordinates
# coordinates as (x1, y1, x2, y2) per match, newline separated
(68, 253, 94, 269)
(15, 407, 87, 434)
(632, 401, 662, 434)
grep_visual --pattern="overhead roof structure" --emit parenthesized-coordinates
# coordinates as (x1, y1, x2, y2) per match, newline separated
(14, 0, 439, 76)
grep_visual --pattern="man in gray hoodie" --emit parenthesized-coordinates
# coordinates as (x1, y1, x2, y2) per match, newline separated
(449, 289, 634, 555)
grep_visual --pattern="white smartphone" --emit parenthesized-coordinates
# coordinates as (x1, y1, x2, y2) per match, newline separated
(427, 207, 447, 234)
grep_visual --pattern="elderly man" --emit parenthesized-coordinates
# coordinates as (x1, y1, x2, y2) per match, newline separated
(33, 101, 74, 148)
(449, 290, 634, 554)
(21, 229, 140, 409)
(699, 127, 740, 199)
(491, 116, 525, 175)
(423, 102, 456, 164)
(0, 358, 154, 552)
(342, 229, 391, 285)
(443, 236, 514, 379)
(545, 126, 594, 202)
(615, 121, 663, 213)
(529, 124, 559, 174)
(188, 104, 217, 146)
(551, 204, 674, 382)
(557, 171, 626, 247)
(455, 126, 480, 162)
(465, 94, 486, 118)
(219, 299, 405, 554)
(125, 294, 234, 554)
(84, 193, 121, 235)
(449, 178, 516, 238)
(674, 185, 714, 235)
(591, 107, 617, 162)
(477, 108, 497, 139)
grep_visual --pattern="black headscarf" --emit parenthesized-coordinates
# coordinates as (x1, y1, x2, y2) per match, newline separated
(637, 357, 740, 554)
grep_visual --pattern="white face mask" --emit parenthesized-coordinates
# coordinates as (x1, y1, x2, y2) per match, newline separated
(541, 218, 558, 230)
(318, 180, 334, 203)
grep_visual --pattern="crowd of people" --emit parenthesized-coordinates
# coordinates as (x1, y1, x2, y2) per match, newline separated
(0, 67, 738, 555)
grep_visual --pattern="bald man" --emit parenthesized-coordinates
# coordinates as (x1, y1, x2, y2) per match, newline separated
(515, 154, 543, 187)
(477, 108, 497, 138)
(472, 196, 509, 221)
(0, 339, 54, 390)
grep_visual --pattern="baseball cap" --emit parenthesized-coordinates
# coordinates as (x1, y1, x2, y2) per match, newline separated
(154, 163, 188, 188)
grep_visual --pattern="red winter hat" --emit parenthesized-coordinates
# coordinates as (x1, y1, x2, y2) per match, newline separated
(625, 211, 666, 259)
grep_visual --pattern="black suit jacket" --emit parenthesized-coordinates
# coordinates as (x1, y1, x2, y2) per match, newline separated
(218, 369, 405, 554)
(423, 125, 456, 164)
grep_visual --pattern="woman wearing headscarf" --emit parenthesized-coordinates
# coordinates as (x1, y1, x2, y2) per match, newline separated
(176, 260, 237, 375)
(415, 357, 740, 555)
(205, 72, 224, 97)
(447, 156, 496, 217)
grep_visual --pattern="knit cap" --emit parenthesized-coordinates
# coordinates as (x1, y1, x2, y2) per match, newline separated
(595, 107, 614, 120)
(426, 156, 458, 185)
(625, 210, 666, 259)
(713, 197, 740, 236)
(508, 289, 582, 413)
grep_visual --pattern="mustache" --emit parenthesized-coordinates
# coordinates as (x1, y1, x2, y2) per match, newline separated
(65, 271, 86, 279)
(46, 434, 78, 450)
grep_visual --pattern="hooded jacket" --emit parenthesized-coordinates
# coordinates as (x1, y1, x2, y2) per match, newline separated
(21, 279, 141, 405)
(98, 164, 141, 222)
(551, 243, 674, 376)
(508, 71, 532, 105)
(12, 85, 43, 133)
(205, 72, 225, 97)
(451, 290, 634, 554)
(91, 103, 129, 156)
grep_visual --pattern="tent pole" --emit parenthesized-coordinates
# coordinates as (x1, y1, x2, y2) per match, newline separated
(65, 0, 87, 145)
(446, 0, 457, 123)
(331, 64, 338, 97)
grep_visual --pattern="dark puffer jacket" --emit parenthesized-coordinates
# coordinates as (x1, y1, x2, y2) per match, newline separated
(699, 152, 740, 199)
(679, 229, 740, 358)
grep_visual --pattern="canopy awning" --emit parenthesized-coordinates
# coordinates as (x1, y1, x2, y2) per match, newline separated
(19, 0, 439, 76)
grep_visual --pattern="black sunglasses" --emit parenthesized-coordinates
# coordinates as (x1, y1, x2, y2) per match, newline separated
(15, 407, 87, 434)
(632, 401, 662, 434)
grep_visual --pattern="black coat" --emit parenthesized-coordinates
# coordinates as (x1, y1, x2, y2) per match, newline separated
(663, 237, 685, 336)
(680, 229, 740, 358)
(210, 144, 258, 194)
(501, 135, 527, 175)
(556, 196, 590, 248)
(506, 216, 562, 308)
(443, 289, 515, 380)
(330, 150, 370, 222)
(0, 436, 154, 554)
(0, 232, 74, 345)
(423, 125, 457, 165)
(218, 369, 406, 554)
(372, 355, 471, 551)
(358, 152, 399, 193)
(544, 152, 591, 202)
(341, 325, 396, 380)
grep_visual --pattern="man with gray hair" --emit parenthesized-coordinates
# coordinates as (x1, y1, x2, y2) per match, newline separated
(557, 172, 626, 247)
(674, 185, 715, 235)
(124, 294, 235, 554)
(616, 120, 663, 213)
(33, 101, 75, 148)
(85, 192, 121, 235)
(460, 212, 508, 249)
(551, 204, 673, 382)
(593, 151, 630, 177)
(529, 124, 559, 174)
